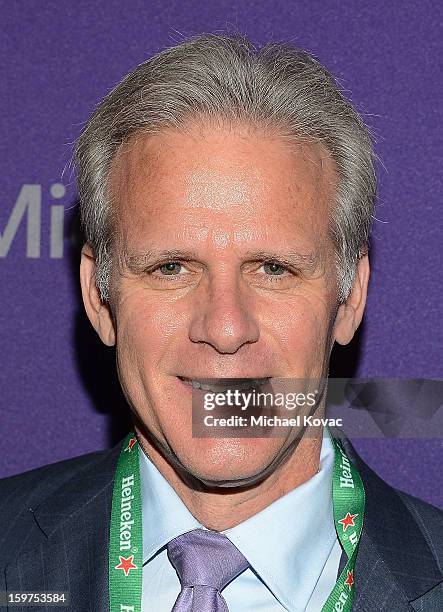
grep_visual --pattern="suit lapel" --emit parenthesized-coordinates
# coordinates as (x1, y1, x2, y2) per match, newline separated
(4, 439, 124, 612)
(339, 436, 441, 611)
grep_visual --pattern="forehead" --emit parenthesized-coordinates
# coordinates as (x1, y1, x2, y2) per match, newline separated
(108, 122, 337, 249)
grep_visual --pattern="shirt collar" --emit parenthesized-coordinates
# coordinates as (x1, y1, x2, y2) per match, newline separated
(140, 449, 203, 563)
(140, 429, 336, 610)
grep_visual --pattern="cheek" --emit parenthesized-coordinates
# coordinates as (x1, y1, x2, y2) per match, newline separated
(112, 292, 189, 429)
(268, 294, 334, 371)
(114, 289, 188, 370)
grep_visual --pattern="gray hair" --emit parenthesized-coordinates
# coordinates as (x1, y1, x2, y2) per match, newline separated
(75, 32, 376, 303)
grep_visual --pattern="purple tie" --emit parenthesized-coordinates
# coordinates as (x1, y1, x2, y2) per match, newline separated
(167, 528, 250, 611)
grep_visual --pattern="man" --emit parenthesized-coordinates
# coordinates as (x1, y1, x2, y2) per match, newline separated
(0, 33, 441, 612)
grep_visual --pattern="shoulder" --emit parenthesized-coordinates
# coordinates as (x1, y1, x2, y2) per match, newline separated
(0, 449, 110, 523)
(396, 488, 443, 567)
(339, 435, 443, 566)
(0, 441, 125, 572)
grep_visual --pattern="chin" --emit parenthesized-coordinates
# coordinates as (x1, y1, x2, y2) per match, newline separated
(170, 435, 288, 486)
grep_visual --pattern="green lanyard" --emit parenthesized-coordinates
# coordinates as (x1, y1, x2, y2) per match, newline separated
(109, 431, 365, 612)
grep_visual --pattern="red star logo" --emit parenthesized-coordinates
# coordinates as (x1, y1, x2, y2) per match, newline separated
(125, 437, 137, 452)
(115, 555, 138, 576)
(338, 512, 358, 532)
(345, 569, 354, 589)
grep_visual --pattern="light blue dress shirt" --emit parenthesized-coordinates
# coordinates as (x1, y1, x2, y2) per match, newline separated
(140, 428, 342, 611)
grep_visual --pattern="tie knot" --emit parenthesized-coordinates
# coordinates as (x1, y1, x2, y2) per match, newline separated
(167, 528, 249, 592)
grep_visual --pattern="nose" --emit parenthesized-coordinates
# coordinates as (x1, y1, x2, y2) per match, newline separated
(188, 275, 260, 354)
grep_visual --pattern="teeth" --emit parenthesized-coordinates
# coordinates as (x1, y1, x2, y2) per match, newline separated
(200, 383, 216, 391)
(180, 377, 269, 393)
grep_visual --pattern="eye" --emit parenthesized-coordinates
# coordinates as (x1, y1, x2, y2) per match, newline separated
(157, 261, 185, 275)
(261, 261, 288, 276)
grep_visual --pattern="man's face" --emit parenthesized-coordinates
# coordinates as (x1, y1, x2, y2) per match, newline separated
(101, 122, 342, 483)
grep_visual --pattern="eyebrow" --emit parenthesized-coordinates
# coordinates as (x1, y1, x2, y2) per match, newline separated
(122, 249, 198, 271)
(121, 247, 319, 274)
(243, 249, 319, 272)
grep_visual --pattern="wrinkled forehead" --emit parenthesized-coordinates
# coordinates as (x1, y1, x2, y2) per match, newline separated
(107, 123, 338, 249)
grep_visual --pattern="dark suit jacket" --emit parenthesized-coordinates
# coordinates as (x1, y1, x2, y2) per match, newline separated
(0, 435, 442, 611)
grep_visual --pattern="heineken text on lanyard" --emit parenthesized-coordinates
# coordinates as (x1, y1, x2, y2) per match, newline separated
(109, 431, 365, 612)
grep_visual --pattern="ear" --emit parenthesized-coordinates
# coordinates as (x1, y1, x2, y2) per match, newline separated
(333, 254, 370, 345)
(79, 243, 116, 346)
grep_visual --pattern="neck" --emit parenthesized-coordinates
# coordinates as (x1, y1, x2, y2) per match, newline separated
(134, 424, 323, 531)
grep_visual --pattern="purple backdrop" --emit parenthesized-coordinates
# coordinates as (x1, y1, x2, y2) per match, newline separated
(1, 1, 442, 507)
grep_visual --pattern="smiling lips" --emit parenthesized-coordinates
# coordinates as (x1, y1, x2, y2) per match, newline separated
(177, 376, 270, 393)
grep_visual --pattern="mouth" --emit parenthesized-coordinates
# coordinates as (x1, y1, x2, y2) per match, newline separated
(177, 376, 270, 393)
